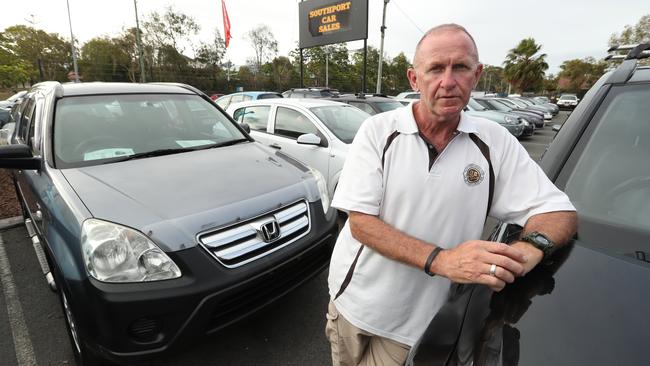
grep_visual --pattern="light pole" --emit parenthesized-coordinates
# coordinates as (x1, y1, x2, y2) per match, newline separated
(65, 0, 79, 82)
(376, 0, 389, 94)
(133, 0, 146, 82)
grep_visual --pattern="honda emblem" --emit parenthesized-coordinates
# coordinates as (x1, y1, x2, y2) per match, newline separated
(259, 219, 281, 242)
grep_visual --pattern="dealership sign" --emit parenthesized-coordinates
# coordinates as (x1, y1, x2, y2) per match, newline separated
(299, 0, 368, 49)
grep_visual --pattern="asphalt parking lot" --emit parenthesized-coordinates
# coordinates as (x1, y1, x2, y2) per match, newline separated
(0, 111, 570, 366)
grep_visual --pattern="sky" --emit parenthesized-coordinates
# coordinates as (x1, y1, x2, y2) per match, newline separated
(2, 0, 648, 75)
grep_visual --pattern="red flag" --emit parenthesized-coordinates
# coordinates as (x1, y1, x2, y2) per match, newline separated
(221, 0, 231, 48)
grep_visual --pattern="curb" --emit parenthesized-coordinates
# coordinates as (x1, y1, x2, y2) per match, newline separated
(0, 216, 23, 231)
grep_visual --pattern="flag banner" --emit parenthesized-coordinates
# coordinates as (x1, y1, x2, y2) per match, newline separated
(222, 0, 232, 48)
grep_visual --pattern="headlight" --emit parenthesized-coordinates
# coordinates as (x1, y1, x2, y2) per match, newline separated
(504, 115, 516, 124)
(521, 119, 529, 126)
(81, 219, 181, 282)
(308, 167, 330, 214)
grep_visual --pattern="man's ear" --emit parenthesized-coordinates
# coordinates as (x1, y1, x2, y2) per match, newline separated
(473, 63, 484, 89)
(407, 68, 418, 91)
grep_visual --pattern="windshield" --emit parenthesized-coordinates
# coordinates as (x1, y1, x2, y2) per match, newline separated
(310, 105, 369, 144)
(467, 98, 487, 111)
(560, 95, 577, 100)
(485, 99, 511, 112)
(374, 101, 405, 112)
(53, 94, 247, 168)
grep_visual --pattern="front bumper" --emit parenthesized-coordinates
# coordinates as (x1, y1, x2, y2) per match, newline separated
(503, 124, 524, 137)
(69, 202, 338, 363)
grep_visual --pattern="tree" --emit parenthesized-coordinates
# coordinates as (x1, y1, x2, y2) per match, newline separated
(245, 24, 278, 83)
(1, 25, 72, 83)
(478, 65, 505, 93)
(384, 52, 412, 95)
(79, 36, 132, 82)
(503, 38, 549, 93)
(557, 57, 607, 93)
(270, 56, 295, 92)
(609, 14, 650, 45)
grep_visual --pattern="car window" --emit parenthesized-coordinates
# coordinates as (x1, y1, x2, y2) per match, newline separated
(243, 95, 253, 101)
(374, 101, 405, 112)
(309, 105, 369, 144)
(53, 94, 246, 168)
(273, 107, 320, 139)
(258, 93, 282, 99)
(406, 93, 420, 99)
(231, 94, 244, 104)
(348, 101, 376, 115)
(238, 106, 270, 132)
(563, 85, 650, 236)
(17, 98, 35, 143)
(216, 96, 231, 109)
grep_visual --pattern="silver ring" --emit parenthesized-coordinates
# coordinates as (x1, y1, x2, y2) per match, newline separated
(489, 264, 497, 276)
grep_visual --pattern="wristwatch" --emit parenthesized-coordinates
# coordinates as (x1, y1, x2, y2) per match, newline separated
(520, 231, 556, 259)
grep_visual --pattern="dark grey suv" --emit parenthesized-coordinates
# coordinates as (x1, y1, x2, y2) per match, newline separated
(409, 43, 650, 365)
(0, 81, 338, 365)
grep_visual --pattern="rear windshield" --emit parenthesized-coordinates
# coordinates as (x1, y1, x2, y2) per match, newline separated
(374, 101, 405, 112)
(258, 93, 283, 99)
(560, 95, 577, 100)
(53, 94, 246, 168)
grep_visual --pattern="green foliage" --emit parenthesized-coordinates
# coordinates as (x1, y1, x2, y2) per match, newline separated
(0, 63, 30, 88)
(557, 57, 607, 92)
(478, 65, 506, 93)
(609, 14, 650, 45)
(503, 38, 548, 93)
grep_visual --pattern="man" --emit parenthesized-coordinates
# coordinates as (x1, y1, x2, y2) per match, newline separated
(325, 24, 577, 366)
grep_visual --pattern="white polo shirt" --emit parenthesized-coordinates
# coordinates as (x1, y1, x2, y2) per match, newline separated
(328, 104, 575, 346)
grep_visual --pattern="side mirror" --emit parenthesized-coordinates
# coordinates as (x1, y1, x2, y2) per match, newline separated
(296, 133, 322, 146)
(0, 144, 41, 169)
(240, 122, 251, 134)
(552, 124, 562, 132)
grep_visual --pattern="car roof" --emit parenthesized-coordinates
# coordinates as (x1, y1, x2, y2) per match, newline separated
(325, 96, 398, 103)
(227, 98, 347, 110)
(46, 82, 197, 97)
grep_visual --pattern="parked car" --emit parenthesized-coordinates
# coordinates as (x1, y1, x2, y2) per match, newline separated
(475, 97, 543, 129)
(0, 90, 27, 109)
(514, 97, 557, 117)
(394, 91, 421, 99)
(0, 81, 338, 365)
(408, 43, 650, 366)
(282, 87, 340, 98)
(226, 98, 371, 196)
(215, 91, 283, 110)
(323, 94, 405, 115)
(0, 107, 13, 145)
(522, 96, 560, 115)
(465, 98, 527, 137)
(556, 94, 579, 109)
(500, 97, 553, 120)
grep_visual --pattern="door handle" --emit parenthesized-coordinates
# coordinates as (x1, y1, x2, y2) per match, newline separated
(269, 143, 282, 150)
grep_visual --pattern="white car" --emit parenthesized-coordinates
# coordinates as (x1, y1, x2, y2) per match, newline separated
(394, 91, 421, 99)
(556, 94, 579, 108)
(226, 99, 371, 196)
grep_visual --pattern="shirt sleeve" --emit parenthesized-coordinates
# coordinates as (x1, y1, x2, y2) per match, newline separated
(489, 129, 576, 226)
(331, 119, 385, 216)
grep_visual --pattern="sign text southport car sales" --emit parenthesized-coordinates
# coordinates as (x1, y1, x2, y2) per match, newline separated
(299, 0, 368, 49)
(308, 1, 352, 34)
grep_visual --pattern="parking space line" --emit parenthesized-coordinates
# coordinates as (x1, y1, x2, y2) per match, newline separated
(0, 232, 37, 366)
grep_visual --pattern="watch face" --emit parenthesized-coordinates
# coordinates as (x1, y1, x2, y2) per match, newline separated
(534, 233, 551, 246)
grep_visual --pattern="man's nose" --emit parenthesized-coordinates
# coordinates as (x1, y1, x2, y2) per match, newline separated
(439, 67, 456, 90)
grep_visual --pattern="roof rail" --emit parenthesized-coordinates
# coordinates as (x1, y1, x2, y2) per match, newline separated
(606, 43, 650, 61)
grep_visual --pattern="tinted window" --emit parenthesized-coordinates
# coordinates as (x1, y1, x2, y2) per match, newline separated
(310, 105, 369, 144)
(406, 93, 420, 99)
(348, 101, 376, 115)
(240, 106, 270, 132)
(53, 94, 246, 168)
(17, 98, 35, 142)
(273, 107, 320, 139)
(563, 85, 650, 235)
(374, 101, 405, 112)
(258, 93, 282, 99)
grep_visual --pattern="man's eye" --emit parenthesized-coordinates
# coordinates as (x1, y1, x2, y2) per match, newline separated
(453, 64, 469, 70)
(429, 66, 444, 73)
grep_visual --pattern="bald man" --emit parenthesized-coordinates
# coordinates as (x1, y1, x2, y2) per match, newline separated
(325, 24, 576, 366)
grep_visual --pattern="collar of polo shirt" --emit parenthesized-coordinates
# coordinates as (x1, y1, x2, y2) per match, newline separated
(395, 103, 479, 136)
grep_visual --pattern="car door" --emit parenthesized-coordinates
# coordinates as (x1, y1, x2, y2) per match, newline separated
(265, 106, 332, 189)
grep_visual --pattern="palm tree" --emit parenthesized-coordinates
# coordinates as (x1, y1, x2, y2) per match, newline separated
(503, 38, 549, 93)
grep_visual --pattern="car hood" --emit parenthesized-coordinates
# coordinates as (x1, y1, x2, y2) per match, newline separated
(61, 142, 320, 252)
(410, 240, 650, 366)
(465, 110, 506, 123)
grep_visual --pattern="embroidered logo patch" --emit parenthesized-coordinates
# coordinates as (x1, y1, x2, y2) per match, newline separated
(463, 164, 484, 186)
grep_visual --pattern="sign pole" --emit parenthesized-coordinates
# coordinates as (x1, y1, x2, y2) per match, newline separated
(300, 48, 304, 88)
(362, 39, 367, 94)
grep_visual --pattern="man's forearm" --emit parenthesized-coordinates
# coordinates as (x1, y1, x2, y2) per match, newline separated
(348, 211, 434, 271)
(521, 210, 578, 246)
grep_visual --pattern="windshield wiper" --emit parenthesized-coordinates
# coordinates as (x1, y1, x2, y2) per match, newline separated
(112, 147, 196, 162)
(196, 138, 250, 149)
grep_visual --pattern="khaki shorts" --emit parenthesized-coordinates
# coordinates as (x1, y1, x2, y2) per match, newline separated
(325, 301, 410, 366)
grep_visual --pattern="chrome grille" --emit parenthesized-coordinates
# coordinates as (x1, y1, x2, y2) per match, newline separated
(198, 201, 311, 268)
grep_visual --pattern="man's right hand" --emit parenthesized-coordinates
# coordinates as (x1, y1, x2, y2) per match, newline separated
(431, 241, 527, 291)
